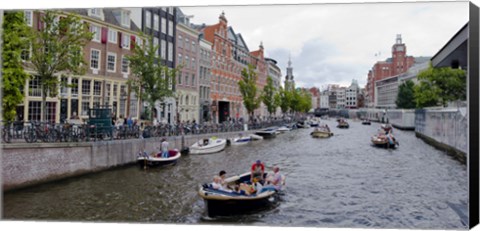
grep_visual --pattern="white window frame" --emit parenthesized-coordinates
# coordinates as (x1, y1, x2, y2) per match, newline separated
(145, 11, 151, 28)
(90, 49, 101, 70)
(24, 10, 32, 27)
(108, 28, 117, 44)
(121, 10, 130, 27)
(107, 52, 117, 73)
(90, 9, 102, 18)
(121, 55, 129, 74)
(122, 33, 130, 49)
(90, 25, 101, 43)
(153, 37, 159, 55)
(154, 14, 159, 31)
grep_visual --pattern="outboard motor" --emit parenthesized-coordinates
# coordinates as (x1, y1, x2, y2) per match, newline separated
(181, 147, 190, 155)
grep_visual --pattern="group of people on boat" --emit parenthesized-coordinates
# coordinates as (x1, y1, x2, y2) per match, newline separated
(210, 160, 284, 195)
(376, 123, 397, 145)
(313, 124, 330, 133)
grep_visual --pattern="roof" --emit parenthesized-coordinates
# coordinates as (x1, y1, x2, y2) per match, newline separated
(63, 8, 141, 32)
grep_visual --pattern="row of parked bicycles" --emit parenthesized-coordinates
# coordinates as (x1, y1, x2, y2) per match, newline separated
(1, 118, 297, 144)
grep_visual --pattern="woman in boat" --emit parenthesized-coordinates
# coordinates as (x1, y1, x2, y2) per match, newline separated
(264, 166, 283, 191)
(211, 176, 233, 193)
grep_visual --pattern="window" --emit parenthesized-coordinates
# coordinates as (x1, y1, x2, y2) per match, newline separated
(153, 37, 159, 55)
(24, 10, 32, 26)
(90, 25, 101, 42)
(90, 49, 100, 70)
(82, 80, 91, 95)
(185, 38, 189, 50)
(185, 56, 189, 68)
(178, 35, 183, 48)
(21, 45, 31, 61)
(191, 41, 196, 52)
(161, 17, 166, 34)
(28, 76, 42, 97)
(136, 36, 143, 48)
(192, 74, 195, 87)
(178, 72, 182, 85)
(161, 40, 166, 59)
(107, 53, 116, 72)
(178, 54, 182, 65)
(90, 9, 101, 17)
(122, 34, 130, 49)
(191, 58, 195, 69)
(81, 96, 90, 116)
(108, 29, 117, 43)
(185, 74, 189, 86)
(168, 42, 173, 61)
(93, 81, 102, 96)
(145, 11, 151, 28)
(168, 7, 174, 15)
(61, 77, 68, 95)
(168, 20, 173, 36)
(71, 78, 79, 96)
(154, 14, 159, 31)
(122, 56, 129, 74)
(29, 101, 56, 122)
(121, 10, 130, 27)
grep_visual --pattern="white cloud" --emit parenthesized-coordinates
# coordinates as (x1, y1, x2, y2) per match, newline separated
(182, 1, 468, 89)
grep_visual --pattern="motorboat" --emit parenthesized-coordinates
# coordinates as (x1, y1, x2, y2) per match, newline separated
(255, 127, 278, 139)
(371, 134, 398, 149)
(277, 126, 291, 132)
(362, 119, 371, 125)
(310, 128, 333, 138)
(190, 137, 227, 154)
(198, 172, 285, 217)
(250, 134, 264, 140)
(228, 135, 252, 145)
(337, 120, 349, 129)
(296, 121, 310, 128)
(137, 149, 181, 168)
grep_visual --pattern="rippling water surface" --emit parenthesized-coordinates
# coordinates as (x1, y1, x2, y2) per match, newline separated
(2, 119, 468, 229)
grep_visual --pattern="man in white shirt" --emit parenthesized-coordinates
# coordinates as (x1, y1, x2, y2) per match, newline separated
(161, 138, 169, 158)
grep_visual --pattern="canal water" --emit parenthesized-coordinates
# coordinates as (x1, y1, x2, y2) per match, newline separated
(2, 119, 468, 229)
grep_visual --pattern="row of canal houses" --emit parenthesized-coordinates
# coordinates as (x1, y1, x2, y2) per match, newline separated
(17, 7, 283, 125)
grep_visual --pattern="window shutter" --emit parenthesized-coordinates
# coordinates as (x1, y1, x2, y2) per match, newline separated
(101, 27, 108, 44)
(130, 35, 136, 50)
(118, 32, 123, 48)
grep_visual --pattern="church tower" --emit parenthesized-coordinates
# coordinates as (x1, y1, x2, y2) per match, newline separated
(284, 55, 295, 91)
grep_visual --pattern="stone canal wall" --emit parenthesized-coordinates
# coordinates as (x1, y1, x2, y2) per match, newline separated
(414, 108, 468, 163)
(386, 109, 416, 130)
(2, 131, 253, 191)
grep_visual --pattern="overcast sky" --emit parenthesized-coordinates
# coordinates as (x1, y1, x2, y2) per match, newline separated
(1, 0, 470, 90)
(180, 2, 468, 89)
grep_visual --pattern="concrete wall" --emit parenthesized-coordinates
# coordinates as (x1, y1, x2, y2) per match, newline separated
(386, 109, 416, 130)
(2, 131, 252, 191)
(415, 108, 467, 162)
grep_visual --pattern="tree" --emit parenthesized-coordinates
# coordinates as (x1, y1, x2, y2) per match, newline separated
(238, 64, 261, 121)
(395, 80, 416, 109)
(277, 86, 292, 114)
(29, 10, 93, 121)
(261, 76, 278, 117)
(414, 63, 466, 108)
(127, 35, 180, 122)
(2, 11, 31, 122)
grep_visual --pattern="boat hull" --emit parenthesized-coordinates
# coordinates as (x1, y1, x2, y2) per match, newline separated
(190, 138, 227, 154)
(137, 150, 181, 168)
(371, 136, 397, 149)
(310, 131, 333, 138)
(203, 194, 276, 217)
(254, 131, 277, 139)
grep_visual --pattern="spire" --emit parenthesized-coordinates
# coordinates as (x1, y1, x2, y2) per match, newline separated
(259, 41, 263, 50)
(219, 11, 227, 23)
(288, 53, 292, 67)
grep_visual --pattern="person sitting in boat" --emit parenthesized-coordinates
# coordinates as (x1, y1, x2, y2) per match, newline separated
(251, 160, 265, 184)
(211, 176, 233, 193)
(264, 166, 283, 191)
(161, 138, 169, 158)
(325, 124, 330, 132)
(219, 170, 228, 188)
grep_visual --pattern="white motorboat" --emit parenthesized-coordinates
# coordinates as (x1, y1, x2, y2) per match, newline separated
(277, 126, 291, 132)
(229, 136, 252, 145)
(137, 149, 181, 168)
(190, 137, 227, 154)
(250, 134, 264, 140)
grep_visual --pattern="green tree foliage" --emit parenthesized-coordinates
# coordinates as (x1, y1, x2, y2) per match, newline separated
(127, 35, 180, 122)
(290, 88, 312, 113)
(276, 86, 291, 114)
(395, 80, 416, 109)
(414, 64, 466, 108)
(29, 10, 93, 121)
(261, 76, 278, 117)
(238, 65, 261, 120)
(2, 11, 31, 122)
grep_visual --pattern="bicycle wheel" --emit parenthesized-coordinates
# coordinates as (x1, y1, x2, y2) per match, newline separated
(2, 128, 11, 143)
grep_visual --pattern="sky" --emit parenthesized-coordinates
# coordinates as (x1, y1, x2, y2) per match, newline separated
(0, 0, 469, 90)
(179, 1, 468, 89)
